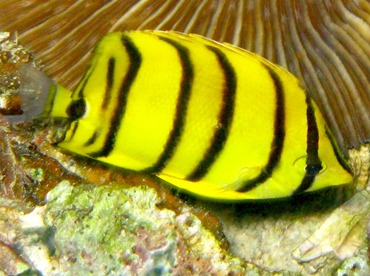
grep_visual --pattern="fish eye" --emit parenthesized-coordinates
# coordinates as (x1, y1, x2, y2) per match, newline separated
(293, 155, 327, 176)
(67, 98, 86, 120)
(305, 164, 323, 176)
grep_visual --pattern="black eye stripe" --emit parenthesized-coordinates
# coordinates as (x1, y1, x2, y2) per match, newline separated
(67, 99, 86, 120)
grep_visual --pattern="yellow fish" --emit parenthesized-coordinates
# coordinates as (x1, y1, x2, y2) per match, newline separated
(20, 31, 353, 201)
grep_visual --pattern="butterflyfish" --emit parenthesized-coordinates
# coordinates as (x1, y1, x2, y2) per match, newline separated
(14, 31, 353, 201)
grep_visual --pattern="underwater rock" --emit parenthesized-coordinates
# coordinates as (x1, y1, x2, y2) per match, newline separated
(1, 178, 369, 275)
(9, 181, 250, 275)
(0, 198, 34, 275)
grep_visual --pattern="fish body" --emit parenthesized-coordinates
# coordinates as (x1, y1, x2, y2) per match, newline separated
(46, 31, 352, 201)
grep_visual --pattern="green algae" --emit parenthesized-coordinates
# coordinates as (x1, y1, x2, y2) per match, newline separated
(42, 181, 247, 275)
(45, 181, 177, 274)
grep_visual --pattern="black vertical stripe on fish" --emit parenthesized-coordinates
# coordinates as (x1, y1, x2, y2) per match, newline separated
(141, 37, 194, 173)
(84, 130, 100, 147)
(325, 127, 352, 173)
(84, 58, 114, 147)
(89, 35, 142, 158)
(101, 57, 115, 109)
(186, 46, 237, 181)
(237, 67, 285, 192)
(293, 96, 322, 195)
(77, 57, 99, 98)
(62, 121, 79, 143)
